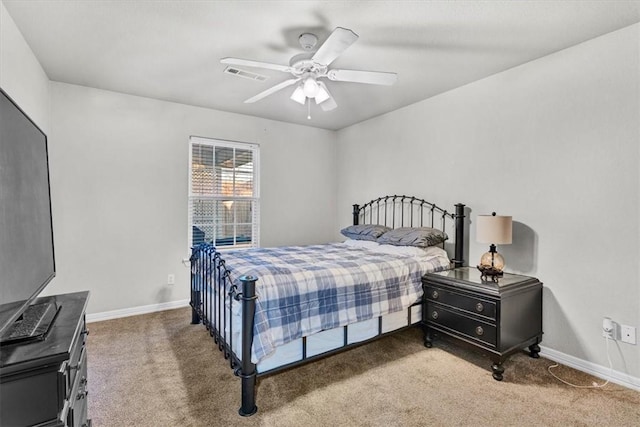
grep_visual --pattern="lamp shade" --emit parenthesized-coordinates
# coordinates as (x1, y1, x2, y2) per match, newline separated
(314, 85, 330, 104)
(476, 214, 512, 244)
(290, 85, 306, 105)
(303, 77, 319, 98)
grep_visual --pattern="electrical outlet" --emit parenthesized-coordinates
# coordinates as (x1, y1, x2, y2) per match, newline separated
(621, 325, 636, 345)
(167, 274, 175, 285)
(602, 317, 616, 339)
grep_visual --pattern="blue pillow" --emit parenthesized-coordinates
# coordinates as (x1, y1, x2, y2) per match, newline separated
(340, 224, 392, 241)
(377, 227, 448, 247)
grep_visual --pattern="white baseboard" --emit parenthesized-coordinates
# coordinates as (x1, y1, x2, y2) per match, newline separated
(540, 345, 640, 391)
(86, 299, 190, 323)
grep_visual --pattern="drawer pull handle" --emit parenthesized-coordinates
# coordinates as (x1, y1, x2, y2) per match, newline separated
(476, 303, 484, 312)
(77, 391, 86, 400)
(80, 376, 87, 386)
(431, 290, 439, 299)
(475, 326, 484, 336)
(431, 311, 438, 320)
(69, 360, 84, 371)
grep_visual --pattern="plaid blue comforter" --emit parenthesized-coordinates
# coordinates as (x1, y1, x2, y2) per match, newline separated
(220, 243, 450, 363)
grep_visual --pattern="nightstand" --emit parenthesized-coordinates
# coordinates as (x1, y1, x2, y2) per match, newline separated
(422, 267, 543, 380)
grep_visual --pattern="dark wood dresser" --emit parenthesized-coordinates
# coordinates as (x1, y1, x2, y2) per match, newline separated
(422, 267, 542, 380)
(0, 291, 90, 427)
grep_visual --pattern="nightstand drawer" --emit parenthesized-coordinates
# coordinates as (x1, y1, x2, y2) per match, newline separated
(426, 302, 497, 348)
(425, 285, 496, 320)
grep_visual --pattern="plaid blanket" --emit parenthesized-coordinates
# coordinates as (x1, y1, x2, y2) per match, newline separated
(218, 243, 450, 363)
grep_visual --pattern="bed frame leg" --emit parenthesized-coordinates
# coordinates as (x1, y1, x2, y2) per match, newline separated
(238, 275, 258, 416)
(239, 372, 257, 417)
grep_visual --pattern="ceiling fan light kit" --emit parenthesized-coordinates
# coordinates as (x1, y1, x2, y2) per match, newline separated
(290, 86, 306, 105)
(221, 26, 398, 118)
(314, 84, 331, 104)
(303, 76, 320, 97)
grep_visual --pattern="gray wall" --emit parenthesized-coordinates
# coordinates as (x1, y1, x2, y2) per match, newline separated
(45, 82, 337, 314)
(336, 24, 639, 378)
(0, 1, 49, 133)
(2, 0, 338, 316)
(2, 0, 638, 382)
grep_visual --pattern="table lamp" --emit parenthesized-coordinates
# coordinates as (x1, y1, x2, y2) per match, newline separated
(476, 212, 512, 281)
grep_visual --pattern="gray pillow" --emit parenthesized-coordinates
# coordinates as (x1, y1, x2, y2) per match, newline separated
(377, 227, 448, 248)
(341, 224, 392, 241)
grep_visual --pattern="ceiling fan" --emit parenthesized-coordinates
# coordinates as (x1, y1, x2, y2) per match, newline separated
(221, 27, 397, 115)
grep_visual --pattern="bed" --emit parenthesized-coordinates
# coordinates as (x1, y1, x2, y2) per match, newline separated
(190, 195, 466, 416)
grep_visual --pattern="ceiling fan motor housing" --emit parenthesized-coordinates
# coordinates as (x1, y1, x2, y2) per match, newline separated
(298, 33, 318, 50)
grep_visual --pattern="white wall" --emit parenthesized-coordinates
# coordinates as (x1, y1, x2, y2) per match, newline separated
(0, 0, 49, 133)
(336, 24, 640, 379)
(2, 0, 338, 318)
(46, 82, 336, 315)
(3, 0, 638, 382)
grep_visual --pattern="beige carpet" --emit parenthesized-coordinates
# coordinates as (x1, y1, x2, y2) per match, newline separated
(87, 308, 639, 426)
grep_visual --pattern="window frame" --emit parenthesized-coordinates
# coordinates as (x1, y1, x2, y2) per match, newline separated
(188, 136, 260, 250)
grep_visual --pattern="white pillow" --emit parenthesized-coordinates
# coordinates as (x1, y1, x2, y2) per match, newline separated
(343, 239, 380, 249)
(373, 243, 449, 259)
(344, 239, 449, 262)
(422, 245, 450, 258)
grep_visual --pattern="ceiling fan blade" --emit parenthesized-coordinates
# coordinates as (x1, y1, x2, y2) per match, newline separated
(317, 82, 337, 111)
(327, 69, 397, 86)
(244, 78, 300, 103)
(311, 27, 359, 66)
(221, 57, 293, 73)
(320, 96, 337, 112)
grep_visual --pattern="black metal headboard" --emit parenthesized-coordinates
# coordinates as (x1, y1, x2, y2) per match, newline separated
(352, 195, 465, 267)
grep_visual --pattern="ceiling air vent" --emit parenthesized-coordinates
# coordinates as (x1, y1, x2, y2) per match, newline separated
(224, 66, 268, 82)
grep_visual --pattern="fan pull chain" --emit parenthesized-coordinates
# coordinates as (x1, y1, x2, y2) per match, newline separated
(307, 98, 311, 120)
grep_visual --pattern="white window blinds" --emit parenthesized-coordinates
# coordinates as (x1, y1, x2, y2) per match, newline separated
(189, 137, 260, 248)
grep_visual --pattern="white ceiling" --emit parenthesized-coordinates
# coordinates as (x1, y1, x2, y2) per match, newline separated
(4, 1, 639, 131)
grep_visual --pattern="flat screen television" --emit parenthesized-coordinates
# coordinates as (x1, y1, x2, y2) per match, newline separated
(0, 87, 57, 345)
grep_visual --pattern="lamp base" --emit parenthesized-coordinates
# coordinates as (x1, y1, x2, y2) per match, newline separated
(477, 265, 503, 282)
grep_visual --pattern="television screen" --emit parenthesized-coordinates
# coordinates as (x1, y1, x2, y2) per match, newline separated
(0, 88, 56, 336)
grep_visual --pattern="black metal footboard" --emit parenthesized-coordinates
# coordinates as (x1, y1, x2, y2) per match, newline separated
(190, 244, 258, 416)
(189, 196, 466, 417)
(190, 242, 426, 417)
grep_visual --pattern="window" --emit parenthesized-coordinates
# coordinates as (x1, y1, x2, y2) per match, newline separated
(189, 136, 259, 249)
